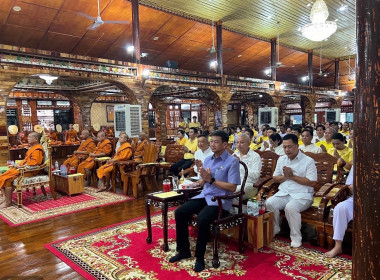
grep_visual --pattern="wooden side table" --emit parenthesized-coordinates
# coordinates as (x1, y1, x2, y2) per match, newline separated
(145, 191, 184, 251)
(246, 211, 274, 252)
(53, 173, 84, 196)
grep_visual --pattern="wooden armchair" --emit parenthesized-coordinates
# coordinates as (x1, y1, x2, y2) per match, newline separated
(12, 142, 57, 208)
(254, 151, 280, 199)
(190, 161, 248, 268)
(119, 142, 159, 198)
(157, 144, 185, 176)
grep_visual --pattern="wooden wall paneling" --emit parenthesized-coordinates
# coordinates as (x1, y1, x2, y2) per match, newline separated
(6, 13, 52, 30)
(0, 25, 46, 49)
(50, 11, 93, 37)
(139, 6, 172, 41)
(72, 38, 112, 57)
(38, 32, 82, 53)
(154, 14, 196, 38)
(61, 0, 110, 16)
(141, 34, 178, 52)
(180, 22, 213, 46)
(13, 0, 59, 21)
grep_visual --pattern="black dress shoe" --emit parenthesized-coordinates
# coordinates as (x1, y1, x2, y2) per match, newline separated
(169, 251, 191, 263)
(194, 258, 205, 272)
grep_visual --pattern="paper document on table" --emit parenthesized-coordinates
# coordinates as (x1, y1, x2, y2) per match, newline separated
(153, 191, 182, 198)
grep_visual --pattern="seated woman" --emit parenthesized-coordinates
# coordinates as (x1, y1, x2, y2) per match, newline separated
(263, 133, 285, 156)
(96, 134, 132, 192)
(328, 133, 353, 172)
(176, 130, 187, 146)
(325, 166, 354, 257)
(0, 132, 44, 209)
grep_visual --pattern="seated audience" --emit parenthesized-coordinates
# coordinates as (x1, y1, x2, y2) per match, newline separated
(170, 128, 198, 177)
(264, 133, 285, 155)
(178, 117, 187, 131)
(299, 129, 322, 153)
(189, 116, 201, 130)
(328, 133, 353, 171)
(77, 131, 112, 187)
(325, 166, 354, 257)
(133, 132, 148, 160)
(340, 122, 350, 136)
(314, 124, 326, 143)
(176, 130, 187, 146)
(63, 129, 96, 172)
(245, 128, 259, 150)
(169, 130, 240, 272)
(279, 124, 287, 138)
(347, 129, 354, 149)
(266, 134, 317, 247)
(316, 127, 336, 152)
(193, 135, 212, 178)
(96, 134, 133, 192)
(330, 122, 339, 132)
(0, 132, 44, 209)
(255, 128, 268, 148)
(233, 134, 262, 198)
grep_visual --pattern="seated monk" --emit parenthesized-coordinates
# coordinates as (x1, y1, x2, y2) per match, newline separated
(65, 124, 79, 143)
(96, 134, 133, 192)
(63, 130, 96, 172)
(77, 131, 112, 187)
(0, 132, 44, 209)
(133, 132, 148, 161)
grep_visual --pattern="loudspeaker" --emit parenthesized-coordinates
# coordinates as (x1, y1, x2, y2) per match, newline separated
(165, 60, 178, 69)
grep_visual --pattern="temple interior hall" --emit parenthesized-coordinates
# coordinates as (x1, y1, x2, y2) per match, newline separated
(0, 0, 378, 279)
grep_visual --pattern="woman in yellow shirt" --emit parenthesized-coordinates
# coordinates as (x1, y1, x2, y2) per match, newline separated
(328, 132, 353, 171)
(176, 130, 187, 146)
(316, 127, 335, 152)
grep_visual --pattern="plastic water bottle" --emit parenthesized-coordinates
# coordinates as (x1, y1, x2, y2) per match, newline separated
(247, 199, 254, 215)
(252, 198, 259, 216)
(60, 165, 67, 176)
(55, 161, 59, 171)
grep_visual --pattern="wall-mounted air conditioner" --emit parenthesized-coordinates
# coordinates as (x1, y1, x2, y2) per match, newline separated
(325, 108, 341, 123)
(114, 104, 142, 138)
(258, 107, 278, 127)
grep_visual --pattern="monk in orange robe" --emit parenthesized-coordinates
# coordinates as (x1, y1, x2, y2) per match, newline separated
(0, 132, 44, 209)
(96, 134, 133, 192)
(77, 131, 112, 186)
(63, 130, 96, 172)
(133, 132, 148, 161)
(65, 124, 79, 143)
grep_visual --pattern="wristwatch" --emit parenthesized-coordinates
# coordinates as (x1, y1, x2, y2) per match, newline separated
(210, 177, 216, 184)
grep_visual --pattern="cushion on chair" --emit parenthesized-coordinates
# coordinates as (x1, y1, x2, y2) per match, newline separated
(13, 175, 50, 186)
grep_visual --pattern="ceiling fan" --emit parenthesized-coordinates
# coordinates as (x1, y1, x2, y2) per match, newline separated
(273, 22, 294, 69)
(312, 42, 333, 78)
(77, 0, 130, 30)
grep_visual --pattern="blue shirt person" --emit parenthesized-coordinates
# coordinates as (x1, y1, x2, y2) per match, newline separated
(169, 130, 240, 272)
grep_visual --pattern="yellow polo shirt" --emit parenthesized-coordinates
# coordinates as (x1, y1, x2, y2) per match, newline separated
(328, 146, 353, 171)
(250, 142, 259, 151)
(178, 121, 187, 130)
(316, 140, 334, 151)
(184, 138, 198, 160)
(188, 122, 201, 129)
(176, 137, 187, 146)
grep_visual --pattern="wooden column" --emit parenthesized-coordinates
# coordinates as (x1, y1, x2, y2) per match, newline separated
(334, 58, 339, 89)
(132, 0, 141, 64)
(354, 0, 380, 279)
(216, 21, 223, 75)
(270, 38, 277, 81)
(308, 49, 313, 87)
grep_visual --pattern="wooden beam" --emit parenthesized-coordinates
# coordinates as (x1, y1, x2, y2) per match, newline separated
(308, 49, 313, 87)
(353, 1, 380, 279)
(271, 38, 276, 81)
(334, 58, 339, 89)
(216, 21, 223, 75)
(132, 0, 141, 64)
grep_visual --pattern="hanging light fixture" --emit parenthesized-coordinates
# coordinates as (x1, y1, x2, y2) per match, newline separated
(38, 74, 58, 85)
(301, 0, 337, 41)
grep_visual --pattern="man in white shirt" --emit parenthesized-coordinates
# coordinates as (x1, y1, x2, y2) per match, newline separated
(313, 125, 326, 144)
(279, 124, 287, 138)
(233, 134, 262, 198)
(266, 134, 317, 248)
(193, 135, 212, 178)
(325, 166, 354, 258)
(299, 129, 322, 153)
(260, 127, 276, 151)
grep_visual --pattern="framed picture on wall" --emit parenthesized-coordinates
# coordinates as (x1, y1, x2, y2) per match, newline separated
(106, 105, 114, 122)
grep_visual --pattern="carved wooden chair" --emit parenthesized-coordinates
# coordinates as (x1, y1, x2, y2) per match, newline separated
(254, 151, 280, 199)
(13, 141, 57, 208)
(189, 161, 248, 268)
(119, 142, 159, 198)
(157, 144, 185, 177)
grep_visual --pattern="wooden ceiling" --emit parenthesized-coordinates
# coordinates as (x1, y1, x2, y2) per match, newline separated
(0, 0, 356, 87)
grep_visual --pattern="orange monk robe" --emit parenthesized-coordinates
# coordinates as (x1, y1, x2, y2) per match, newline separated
(50, 132, 58, 141)
(77, 139, 112, 175)
(0, 144, 44, 188)
(18, 132, 28, 144)
(66, 129, 78, 142)
(133, 139, 147, 158)
(63, 138, 96, 171)
(97, 142, 133, 179)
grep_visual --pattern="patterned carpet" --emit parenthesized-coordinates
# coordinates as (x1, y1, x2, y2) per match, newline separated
(0, 187, 133, 226)
(46, 211, 352, 280)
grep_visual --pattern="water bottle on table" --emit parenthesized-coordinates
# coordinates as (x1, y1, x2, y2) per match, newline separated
(247, 199, 254, 215)
(252, 198, 259, 216)
(163, 179, 171, 192)
(60, 165, 67, 176)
